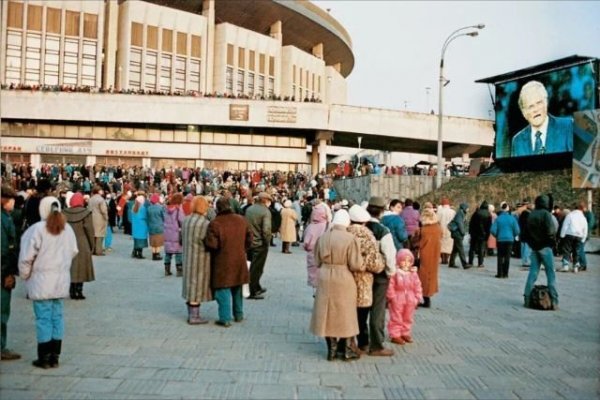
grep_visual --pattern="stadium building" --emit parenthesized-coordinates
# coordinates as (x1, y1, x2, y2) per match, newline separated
(0, 0, 493, 172)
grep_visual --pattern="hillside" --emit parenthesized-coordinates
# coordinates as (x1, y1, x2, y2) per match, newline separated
(416, 169, 598, 232)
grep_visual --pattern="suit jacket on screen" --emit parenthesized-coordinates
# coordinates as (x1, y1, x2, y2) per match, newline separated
(511, 114, 573, 157)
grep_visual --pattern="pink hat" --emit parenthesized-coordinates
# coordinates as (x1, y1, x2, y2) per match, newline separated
(150, 193, 160, 204)
(396, 249, 414, 266)
(70, 192, 85, 208)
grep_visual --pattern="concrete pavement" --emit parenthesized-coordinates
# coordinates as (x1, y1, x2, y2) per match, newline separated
(1, 231, 599, 399)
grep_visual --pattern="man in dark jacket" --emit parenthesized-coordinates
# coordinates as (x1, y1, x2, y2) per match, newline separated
(448, 203, 470, 269)
(245, 192, 273, 299)
(1, 186, 21, 360)
(523, 195, 559, 310)
(468, 200, 492, 268)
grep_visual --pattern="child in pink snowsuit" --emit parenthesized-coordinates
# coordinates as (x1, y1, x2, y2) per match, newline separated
(386, 249, 423, 345)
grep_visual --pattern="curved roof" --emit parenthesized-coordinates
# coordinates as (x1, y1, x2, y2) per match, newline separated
(145, 0, 354, 77)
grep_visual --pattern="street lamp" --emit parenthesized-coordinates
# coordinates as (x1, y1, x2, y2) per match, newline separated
(436, 24, 485, 189)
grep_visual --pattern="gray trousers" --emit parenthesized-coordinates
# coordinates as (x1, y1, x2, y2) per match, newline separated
(369, 272, 390, 351)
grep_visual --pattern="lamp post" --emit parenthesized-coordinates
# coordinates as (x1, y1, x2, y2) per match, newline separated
(357, 136, 363, 172)
(436, 24, 485, 189)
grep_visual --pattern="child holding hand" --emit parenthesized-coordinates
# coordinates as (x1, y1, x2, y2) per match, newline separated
(386, 249, 423, 345)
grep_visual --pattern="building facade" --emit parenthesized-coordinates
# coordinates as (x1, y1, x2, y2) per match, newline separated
(1, 0, 493, 172)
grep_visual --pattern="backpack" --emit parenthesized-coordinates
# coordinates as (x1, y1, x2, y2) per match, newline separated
(529, 285, 553, 310)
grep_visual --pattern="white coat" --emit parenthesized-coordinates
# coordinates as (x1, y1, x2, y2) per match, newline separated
(18, 221, 78, 300)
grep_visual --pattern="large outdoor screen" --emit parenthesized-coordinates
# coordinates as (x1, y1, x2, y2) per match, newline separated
(494, 62, 597, 160)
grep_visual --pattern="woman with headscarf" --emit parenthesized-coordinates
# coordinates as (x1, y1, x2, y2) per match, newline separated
(164, 193, 185, 276)
(63, 193, 95, 300)
(181, 196, 212, 324)
(418, 207, 442, 308)
(303, 205, 328, 294)
(310, 209, 364, 361)
(19, 197, 78, 369)
(206, 197, 253, 327)
(147, 193, 165, 262)
(280, 199, 297, 254)
(131, 194, 149, 259)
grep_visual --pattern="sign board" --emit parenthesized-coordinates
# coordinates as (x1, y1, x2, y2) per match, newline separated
(229, 104, 249, 121)
(267, 106, 297, 123)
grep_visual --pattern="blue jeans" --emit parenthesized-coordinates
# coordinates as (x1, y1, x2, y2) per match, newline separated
(105, 225, 113, 249)
(521, 242, 532, 266)
(578, 240, 587, 267)
(214, 286, 243, 323)
(164, 253, 182, 266)
(524, 247, 558, 305)
(33, 299, 64, 343)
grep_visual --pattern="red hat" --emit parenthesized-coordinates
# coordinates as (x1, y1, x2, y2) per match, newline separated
(150, 193, 160, 204)
(70, 192, 85, 208)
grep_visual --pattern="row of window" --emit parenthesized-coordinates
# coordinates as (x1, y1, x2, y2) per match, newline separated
(293, 64, 321, 100)
(7, 1, 98, 39)
(1, 123, 307, 148)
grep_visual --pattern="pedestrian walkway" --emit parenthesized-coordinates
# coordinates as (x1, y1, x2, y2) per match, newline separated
(1, 231, 599, 399)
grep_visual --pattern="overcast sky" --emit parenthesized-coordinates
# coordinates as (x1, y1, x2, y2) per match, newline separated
(314, 1, 600, 120)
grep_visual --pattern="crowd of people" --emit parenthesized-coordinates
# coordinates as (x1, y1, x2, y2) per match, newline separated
(1, 82, 324, 104)
(0, 160, 596, 365)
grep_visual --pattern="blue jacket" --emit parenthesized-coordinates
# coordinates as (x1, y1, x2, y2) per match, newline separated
(511, 114, 573, 157)
(381, 213, 408, 250)
(490, 211, 520, 242)
(146, 204, 165, 235)
(131, 204, 149, 240)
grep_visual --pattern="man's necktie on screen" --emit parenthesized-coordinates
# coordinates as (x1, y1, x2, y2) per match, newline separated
(534, 131, 543, 154)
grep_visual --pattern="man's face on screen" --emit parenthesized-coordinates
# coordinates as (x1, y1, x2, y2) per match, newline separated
(521, 89, 548, 130)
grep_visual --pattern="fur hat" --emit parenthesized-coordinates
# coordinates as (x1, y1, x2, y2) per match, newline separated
(332, 209, 351, 227)
(348, 204, 371, 223)
(39, 196, 61, 221)
(420, 207, 438, 225)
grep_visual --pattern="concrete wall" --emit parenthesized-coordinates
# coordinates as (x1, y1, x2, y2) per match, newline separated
(333, 174, 452, 204)
(281, 45, 326, 100)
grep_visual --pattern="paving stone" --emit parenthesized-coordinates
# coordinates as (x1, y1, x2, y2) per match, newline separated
(69, 377, 123, 393)
(1, 233, 598, 399)
(115, 378, 168, 395)
(422, 388, 476, 400)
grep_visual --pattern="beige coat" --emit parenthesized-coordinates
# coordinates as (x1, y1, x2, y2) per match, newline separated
(88, 194, 108, 237)
(280, 207, 297, 243)
(437, 205, 456, 254)
(310, 225, 364, 338)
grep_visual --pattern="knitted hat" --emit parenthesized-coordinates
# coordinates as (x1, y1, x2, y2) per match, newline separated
(39, 196, 61, 220)
(150, 193, 160, 204)
(70, 192, 85, 208)
(396, 248, 414, 266)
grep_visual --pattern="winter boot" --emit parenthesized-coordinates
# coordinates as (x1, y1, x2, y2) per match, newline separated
(137, 249, 145, 259)
(32, 342, 52, 369)
(187, 303, 208, 325)
(152, 253, 163, 261)
(131, 249, 136, 258)
(69, 283, 77, 300)
(176, 264, 183, 277)
(422, 297, 431, 308)
(48, 339, 62, 368)
(75, 283, 86, 300)
(325, 337, 338, 361)
(336, 338, 360, 361)
(164, 264, 173, 276)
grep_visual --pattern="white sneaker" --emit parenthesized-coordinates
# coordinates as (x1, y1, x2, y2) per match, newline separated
(558, 265, 570, 273)
(573, 263, 580, 274)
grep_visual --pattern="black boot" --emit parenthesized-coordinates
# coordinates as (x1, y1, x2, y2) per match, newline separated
(76, 283, 86, 300)
(48, 339, 62, 368)
(421, 297, 431, 308)
(131, 249, 136, 258)
(165, 264, 172, 276)
(176, 264, 183, 277)
(32, 342, 52, 369)
(69, 283, 77, 300)
(336, 338, 360, 361)
(325, 337, 338, 361)
(135, 249, 145, 259)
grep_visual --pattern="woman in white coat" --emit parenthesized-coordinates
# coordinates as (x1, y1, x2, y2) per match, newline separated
(19, 197, 78, 369)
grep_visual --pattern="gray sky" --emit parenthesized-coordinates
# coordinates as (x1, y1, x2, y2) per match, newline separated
(314, 1, 600, 120)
